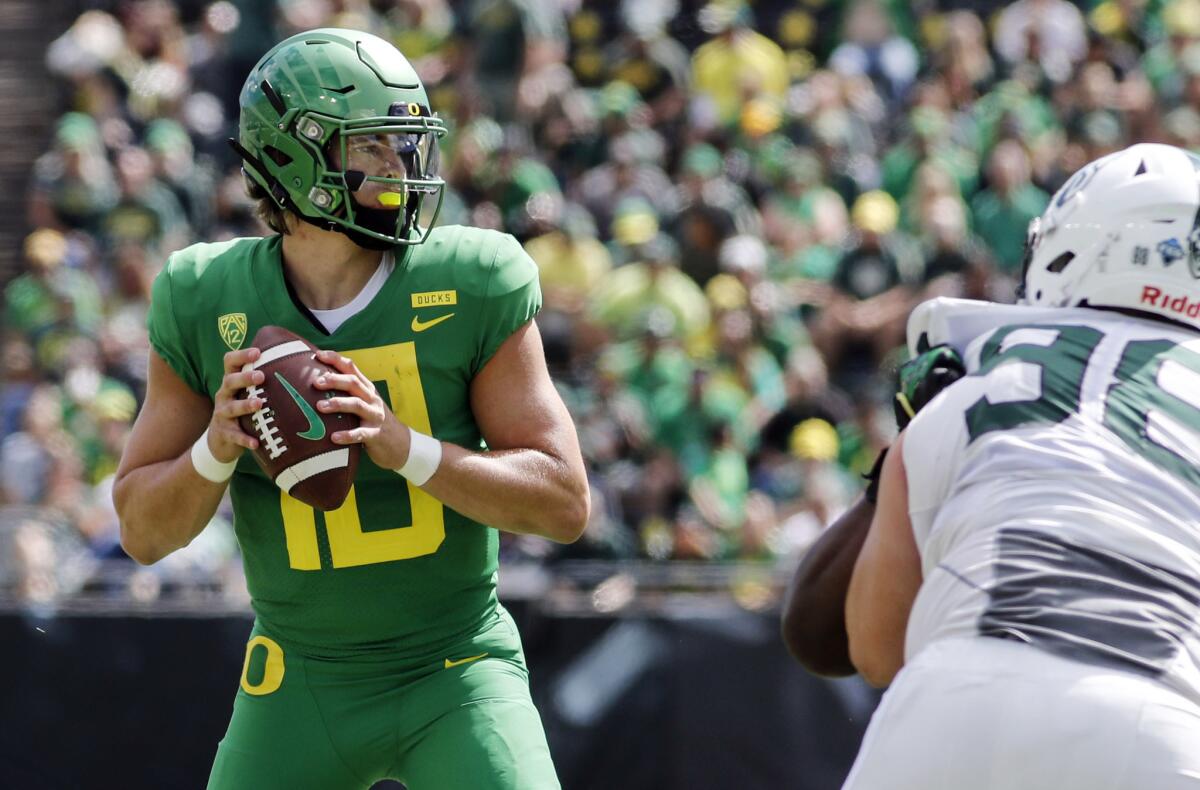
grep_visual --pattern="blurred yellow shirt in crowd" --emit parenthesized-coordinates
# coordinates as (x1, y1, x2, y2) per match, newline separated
(525, 230, 613, 313)
(691, 29, 789, 126)
(590, 263, 711, 343)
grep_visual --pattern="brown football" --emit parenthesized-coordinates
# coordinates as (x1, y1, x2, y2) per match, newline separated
(237, 325, 360, 511)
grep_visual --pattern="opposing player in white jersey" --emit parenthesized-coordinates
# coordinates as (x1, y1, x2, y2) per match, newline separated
(784, 143, 1200, 789)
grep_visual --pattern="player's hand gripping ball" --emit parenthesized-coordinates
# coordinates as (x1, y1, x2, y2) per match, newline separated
(237, 326, 360, 510)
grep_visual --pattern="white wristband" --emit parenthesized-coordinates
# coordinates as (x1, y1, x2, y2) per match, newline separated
(397, 427, 441, 486)
(190, 428, 239, 484)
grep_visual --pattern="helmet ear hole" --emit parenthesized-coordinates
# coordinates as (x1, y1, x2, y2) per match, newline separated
(1046, 252, 1075, 273)
(263, 146, 292, 167)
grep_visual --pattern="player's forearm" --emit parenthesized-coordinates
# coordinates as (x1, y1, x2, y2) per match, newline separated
(112, 454, 227, 564)
(781, 496, 875, 676)
(419, 443, 590, 543)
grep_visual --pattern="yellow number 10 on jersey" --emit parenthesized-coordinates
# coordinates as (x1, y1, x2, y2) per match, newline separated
(279, 341, 445, 570)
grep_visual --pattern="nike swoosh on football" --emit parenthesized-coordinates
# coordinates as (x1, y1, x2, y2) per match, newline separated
(412, 312, 455, 332)
(443, 652, 488, 669)
(275, 371, 326, 441)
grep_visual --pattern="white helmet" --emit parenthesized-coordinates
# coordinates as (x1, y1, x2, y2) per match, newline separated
(1020, 143, 1200, 330)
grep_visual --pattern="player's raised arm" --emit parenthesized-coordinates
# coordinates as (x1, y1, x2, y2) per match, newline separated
(112, 347, 263, 564)
(313, 317, 590, 544)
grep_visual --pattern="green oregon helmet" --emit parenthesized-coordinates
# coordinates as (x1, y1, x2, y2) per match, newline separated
(233, 28, 447, 249)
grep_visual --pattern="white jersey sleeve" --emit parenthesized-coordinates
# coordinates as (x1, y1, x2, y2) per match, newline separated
(901, 387, 968, 563)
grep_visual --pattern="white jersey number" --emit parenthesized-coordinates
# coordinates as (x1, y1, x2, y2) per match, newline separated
(965, 324, 1200, 490)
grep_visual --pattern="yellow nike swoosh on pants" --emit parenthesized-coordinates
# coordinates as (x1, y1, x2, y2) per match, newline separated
(443, 652, 489, 669)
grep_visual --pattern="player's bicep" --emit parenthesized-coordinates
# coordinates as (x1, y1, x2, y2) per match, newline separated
(846, 432, 922, 687)
(469, 319, 579, 461)
(115, 348, 212, 481)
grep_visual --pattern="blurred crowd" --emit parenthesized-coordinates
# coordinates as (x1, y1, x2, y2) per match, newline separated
(4, 0, 1200, 601)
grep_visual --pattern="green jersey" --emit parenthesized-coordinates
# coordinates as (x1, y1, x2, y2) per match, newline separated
(147, 227, 541, 658)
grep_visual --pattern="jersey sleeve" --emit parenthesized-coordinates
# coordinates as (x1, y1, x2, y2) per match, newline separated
(901, 381, 972, 552)
(147, 259, 205, 396)
(473, 234, 542, 375)
(901, 323, 1007, 549)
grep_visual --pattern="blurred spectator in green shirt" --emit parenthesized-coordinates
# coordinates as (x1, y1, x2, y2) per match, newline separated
(881, 106, 978, 206)
(454, 0, 567, 122)
(4, 230, 102, 339)
(970, 140, 1050, 275)
(101, 147, 191, 255)
(1140, 0, 1200, 100)
(144, 119, 216, 236)
(28, 114, 118, 233)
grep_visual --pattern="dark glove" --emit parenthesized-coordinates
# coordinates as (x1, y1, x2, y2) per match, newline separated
(893, 341, 966, 430)
(864, 342, 966, 505)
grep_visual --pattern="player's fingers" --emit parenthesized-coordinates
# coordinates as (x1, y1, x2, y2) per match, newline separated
(331, 426, 371, 444)
(216, 395, 264, 421)
(316, 350, 375, 391)
(217, 424, 259, 451)
(316, 396, 371, 418)
(313, 371, 356, 390)
(222, 346, 261, 374)
(207, 420, 259, 454)
(218, 368, 265, 399)
(314, 371, 372, 399)
(315, 349, 355, 372)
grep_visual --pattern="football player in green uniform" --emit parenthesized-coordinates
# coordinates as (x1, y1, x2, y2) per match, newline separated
(113, 29, 588, 789)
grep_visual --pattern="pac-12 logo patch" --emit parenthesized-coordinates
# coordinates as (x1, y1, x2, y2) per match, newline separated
(218, 313, 248, 350)
(1157, 238, 1185, 266)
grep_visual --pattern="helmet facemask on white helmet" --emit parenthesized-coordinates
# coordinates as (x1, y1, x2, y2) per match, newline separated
(1019, 143, 1200, 331)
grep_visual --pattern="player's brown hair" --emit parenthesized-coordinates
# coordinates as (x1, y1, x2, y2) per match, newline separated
(245, 179, 294, 235)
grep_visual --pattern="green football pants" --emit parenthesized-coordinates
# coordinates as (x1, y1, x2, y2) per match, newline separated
(207, 611, 560, 789)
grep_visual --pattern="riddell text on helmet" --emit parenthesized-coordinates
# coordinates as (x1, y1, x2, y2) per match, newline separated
(1141, 286, 1200, 318)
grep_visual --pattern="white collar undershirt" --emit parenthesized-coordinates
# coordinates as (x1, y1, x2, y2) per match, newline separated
(308, 252, 395, 334)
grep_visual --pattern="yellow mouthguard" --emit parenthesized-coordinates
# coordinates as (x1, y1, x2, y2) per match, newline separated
(378, 192, 405, 207)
